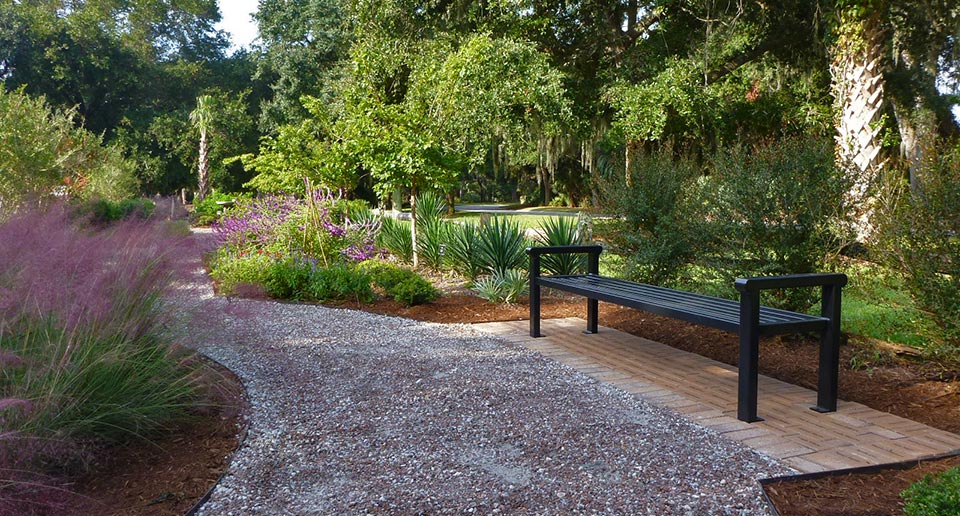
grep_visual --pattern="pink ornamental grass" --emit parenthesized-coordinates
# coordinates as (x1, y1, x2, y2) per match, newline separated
(0, 205, 189, 339)
(0, 205, 200, 513)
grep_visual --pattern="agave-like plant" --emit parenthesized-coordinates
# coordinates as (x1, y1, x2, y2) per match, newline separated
(377, 217, 413, 263)
(535, 215, 587, 275)
(472, 269, 529, 304)
(445, 222, 485, 281)
(414, 191, 449, 270)
(477, 216, 528, 277)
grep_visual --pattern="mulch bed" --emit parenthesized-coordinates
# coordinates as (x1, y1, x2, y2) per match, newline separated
(761, 453, 960, 516)
(66, 358, 247, 516)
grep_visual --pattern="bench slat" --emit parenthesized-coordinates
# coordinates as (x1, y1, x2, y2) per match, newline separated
(538, 275, 828, 336)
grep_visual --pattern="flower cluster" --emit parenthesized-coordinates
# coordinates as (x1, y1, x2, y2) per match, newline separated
(213, 195, 298, 250)
(302, 180, 383, 264)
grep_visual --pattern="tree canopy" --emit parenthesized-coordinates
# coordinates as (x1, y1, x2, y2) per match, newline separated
(1, 0, 957, 206)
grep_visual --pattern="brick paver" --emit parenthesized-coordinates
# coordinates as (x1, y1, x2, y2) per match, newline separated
(474, 318, 960, 473)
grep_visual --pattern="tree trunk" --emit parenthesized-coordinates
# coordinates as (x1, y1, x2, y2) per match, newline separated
(889, 47, 940, 191)
(391, 188, 403, 214)
(196, 129, 209, 201)
(625, 140, 639, 188)
(410, 186, 419, 268)
(830, 9, 887, 238)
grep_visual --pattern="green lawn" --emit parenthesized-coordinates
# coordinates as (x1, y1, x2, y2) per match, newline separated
(839, 261, 941, 349)
(449, 211, 581, 231)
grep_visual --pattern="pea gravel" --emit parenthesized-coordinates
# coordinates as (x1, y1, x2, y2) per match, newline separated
(176, 237, 788, 515)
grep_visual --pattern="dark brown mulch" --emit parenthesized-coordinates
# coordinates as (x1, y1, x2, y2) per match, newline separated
(762, 454, 960, 516)
(66, 359, 247, 516)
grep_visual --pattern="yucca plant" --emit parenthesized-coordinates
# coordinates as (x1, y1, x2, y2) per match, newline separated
(536, 215, 587, 275)
(414, 191, 449, 270)
(377, 217, 413, 263)
(477, 216, 529, 277)
(446, 222, 485, 281)
(472, 269, 529, 304)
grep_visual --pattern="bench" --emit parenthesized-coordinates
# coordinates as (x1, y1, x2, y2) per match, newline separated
(527, 245, 847, 423)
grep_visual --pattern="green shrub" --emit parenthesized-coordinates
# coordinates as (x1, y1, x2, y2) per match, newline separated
(446, 222, 485, 281)
(871, 141, 960, 350)
(208, 251, 275, 295)
(77, 197, 156, 224)
(901, 465, 960, 516)
(389, 276, 440, 306)
(359, 260, 409, 290)
(698, 137, 850, 310)
(265, 256, 317, 301)
(378, 217, 414, 263)
(535, 215, 587, 275)
(191, 191, 251, 226)
(360, 261, 439, 306)
(473, 269, 529, 304)
(0, 87, 138, 208)
(477, 217, 529, 277)
(307, 264, 374, 303)
(596, 150, 701, 285)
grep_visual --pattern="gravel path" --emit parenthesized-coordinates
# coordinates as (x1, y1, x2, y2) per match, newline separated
(177, 237, 788, 515)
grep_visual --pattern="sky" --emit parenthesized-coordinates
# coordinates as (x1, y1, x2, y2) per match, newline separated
(216, 0, 260, 51)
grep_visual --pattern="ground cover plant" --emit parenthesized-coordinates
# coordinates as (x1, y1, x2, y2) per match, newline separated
(901, 464, 960, 516)
(0, 206, 207, 514)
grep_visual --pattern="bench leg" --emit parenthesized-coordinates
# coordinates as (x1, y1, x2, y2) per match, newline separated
(813, 284, 841, 413)
(530, 279, 542, 338)
(585, 298, 598, 334)
(738, 292, 763, 423)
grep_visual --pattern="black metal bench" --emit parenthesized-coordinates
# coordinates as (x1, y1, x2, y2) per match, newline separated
(527, 245, 847, 423)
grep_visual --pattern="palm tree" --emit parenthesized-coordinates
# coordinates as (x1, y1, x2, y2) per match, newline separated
(830, 4, 888, 238)
(189, 95, 214, 201)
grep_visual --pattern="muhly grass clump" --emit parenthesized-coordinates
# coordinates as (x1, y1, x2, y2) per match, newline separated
(0, 206, 205, 512)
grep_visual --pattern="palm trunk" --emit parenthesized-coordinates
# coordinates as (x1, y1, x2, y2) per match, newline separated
(197, 129, 209, 201)
(831, 9, 887, 238)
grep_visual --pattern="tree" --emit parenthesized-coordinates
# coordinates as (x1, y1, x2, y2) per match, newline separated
(0, 87, 137, 209)
(253, 0, 350, 131)
(242, 97, 359, 194)
(827, 1, 960, 237)
(190, 95, 214, 200)
(0, 0, 240, 195)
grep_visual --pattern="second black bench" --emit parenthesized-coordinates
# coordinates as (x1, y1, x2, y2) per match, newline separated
(527, 245, 847, 423)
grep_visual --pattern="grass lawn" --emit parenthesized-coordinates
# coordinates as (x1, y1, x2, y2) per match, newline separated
(448, 211, 582, 231)
(839, 261, 942, 349)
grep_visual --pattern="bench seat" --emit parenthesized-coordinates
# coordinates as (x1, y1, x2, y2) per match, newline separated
(538, 275, 829, 336)
(527, 244, 847, 423)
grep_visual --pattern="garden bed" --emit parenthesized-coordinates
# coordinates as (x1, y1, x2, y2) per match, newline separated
(760, 451, 960, 516)
(66, 358, 246, 516)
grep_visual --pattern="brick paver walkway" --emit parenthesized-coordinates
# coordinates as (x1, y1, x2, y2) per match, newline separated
(474, 317, 960, 473)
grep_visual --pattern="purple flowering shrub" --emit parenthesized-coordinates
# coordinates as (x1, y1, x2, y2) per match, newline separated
(208, 181, 385, 300)
(0, 206, 203, 512)
(213, 194, 299, 251)
(300, 181, 383, 264)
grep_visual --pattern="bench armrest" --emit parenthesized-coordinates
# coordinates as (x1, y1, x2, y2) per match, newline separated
(734, 273, 848, 293)
(525, 245, 604, 257)
(527, 245, 603, 276)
